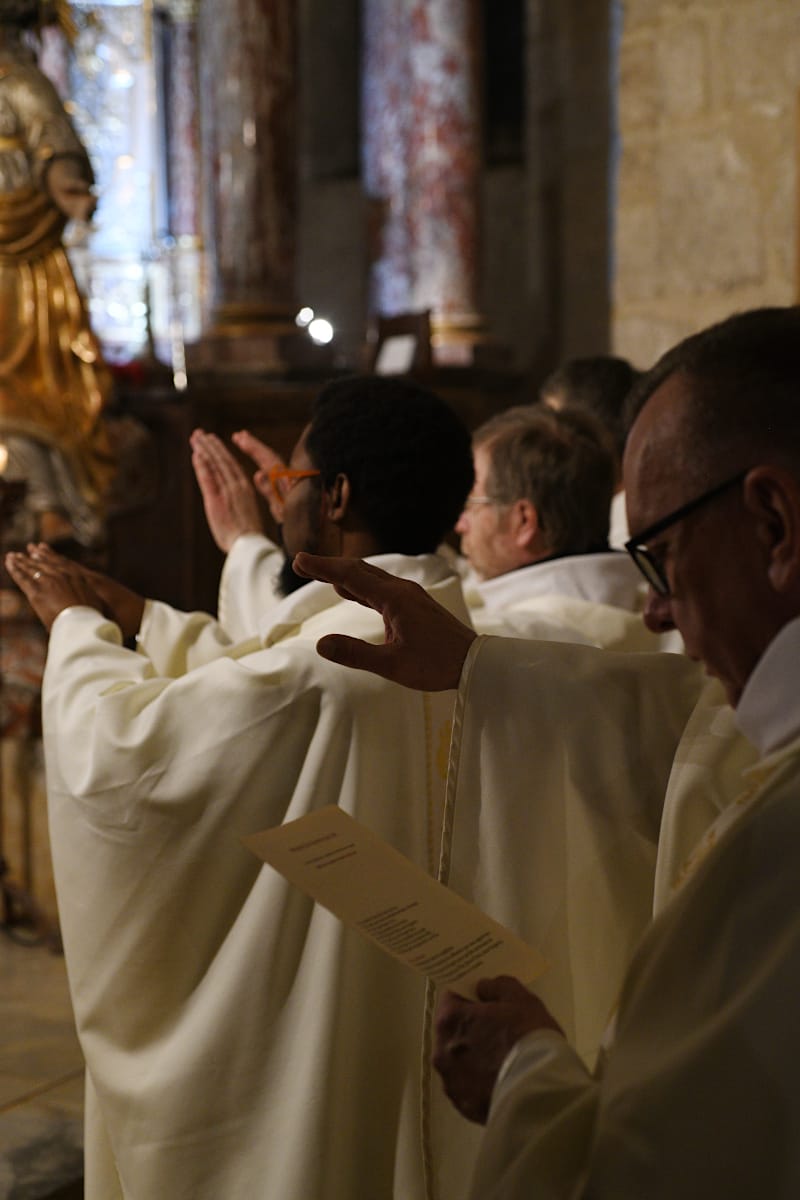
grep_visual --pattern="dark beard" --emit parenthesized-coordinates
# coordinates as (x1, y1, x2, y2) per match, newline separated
(275, 519, 319, 597)
(276, 553, 313, 597)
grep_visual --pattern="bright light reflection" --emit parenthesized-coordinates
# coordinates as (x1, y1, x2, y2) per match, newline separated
(308, 318, 334, 345)
(295, 306, 314, 327)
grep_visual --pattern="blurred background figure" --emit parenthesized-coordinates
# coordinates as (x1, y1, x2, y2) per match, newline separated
(456, 404, 676, 651)
(541, 355, 642, 548)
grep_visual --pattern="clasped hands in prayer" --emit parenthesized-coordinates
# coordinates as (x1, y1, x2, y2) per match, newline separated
(190, 427, 284, 551)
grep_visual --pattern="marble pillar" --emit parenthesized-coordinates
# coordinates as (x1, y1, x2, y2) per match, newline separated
(195, 0, 298, 370)
(163, 0, 202, 241)
(160, 0, 204, 359)
(363, 0, 485, 364)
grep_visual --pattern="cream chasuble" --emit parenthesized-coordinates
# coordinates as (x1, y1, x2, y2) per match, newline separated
(464, 618, 800, 1199)
(468, 738, 800, 1200)
(44, 553, 468, 1200)
(423, 636, 704, 1200)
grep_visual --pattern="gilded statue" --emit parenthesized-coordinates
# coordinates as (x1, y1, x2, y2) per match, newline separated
(0, 0, 113, 548)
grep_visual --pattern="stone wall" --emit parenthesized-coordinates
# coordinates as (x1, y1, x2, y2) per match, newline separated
(614, 0, 799, 368)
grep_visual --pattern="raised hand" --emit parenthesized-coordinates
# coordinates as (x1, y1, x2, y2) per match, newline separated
(190, 429, 264, 552)
(292, 553, 477, 691)
(433, 977, 564, 1124)
(231, 430, 286, 525)
(5, 545, 109, 632)
(39, 545, 143, 637)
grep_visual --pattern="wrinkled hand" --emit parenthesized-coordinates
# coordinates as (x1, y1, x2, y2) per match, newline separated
(190, 429, 264, 552)
(433, 977, 564, 1124)
(292, 554, 477, 691)
(231, 429, 286, 525)
(5, 545, 110, 632)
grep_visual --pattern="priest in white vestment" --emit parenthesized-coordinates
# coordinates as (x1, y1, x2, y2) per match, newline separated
(6, 375, 479, 1200)
(294, 306, 800, 1198)
(456, 404, 680, 651)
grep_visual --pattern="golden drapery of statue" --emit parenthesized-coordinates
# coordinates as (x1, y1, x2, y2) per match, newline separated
(0, 3, 114, 548)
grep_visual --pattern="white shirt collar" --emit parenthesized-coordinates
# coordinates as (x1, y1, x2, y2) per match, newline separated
(472, 552, 644, 613)
(257, 551, 456, 640)
(736, 615, 800, 756)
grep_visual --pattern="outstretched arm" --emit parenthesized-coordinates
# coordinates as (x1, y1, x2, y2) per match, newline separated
(292, 553, 476, 691)
(5, 544, 144, 635)
(190, 429, 264, 552)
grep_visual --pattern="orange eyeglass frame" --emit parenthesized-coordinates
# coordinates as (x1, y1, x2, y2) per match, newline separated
(267, 465, 322, 501)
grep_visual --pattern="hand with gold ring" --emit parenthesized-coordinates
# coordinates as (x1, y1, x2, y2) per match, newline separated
(23, 544, 145, 638)
(4, 546, 109, 632)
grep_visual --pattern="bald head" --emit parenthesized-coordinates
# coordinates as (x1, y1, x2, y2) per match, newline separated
(626, 306, 800, 496)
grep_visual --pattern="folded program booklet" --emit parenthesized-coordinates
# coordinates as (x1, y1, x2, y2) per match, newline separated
(245, 805, 547, 996)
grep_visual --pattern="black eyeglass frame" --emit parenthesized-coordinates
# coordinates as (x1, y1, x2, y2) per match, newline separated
(624, 469, 749, 597)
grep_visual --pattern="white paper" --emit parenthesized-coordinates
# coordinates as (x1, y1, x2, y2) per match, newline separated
(245, 806, 547, 996)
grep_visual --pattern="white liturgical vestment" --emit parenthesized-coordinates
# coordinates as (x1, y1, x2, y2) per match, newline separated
(465, 616, 800, 1200)
(465, 552, 682, 652)
(44, 552, 469, 1200)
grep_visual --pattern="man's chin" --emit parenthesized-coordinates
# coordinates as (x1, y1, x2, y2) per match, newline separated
(277, 553, 313, 597)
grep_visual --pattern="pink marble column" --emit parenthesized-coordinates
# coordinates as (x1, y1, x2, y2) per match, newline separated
(196, 0, 297, 368)
(363, 0, 484, 364)
(163, 0, 201, 241)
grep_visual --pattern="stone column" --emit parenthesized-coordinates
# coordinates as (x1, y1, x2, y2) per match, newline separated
(158, 0, 204, 360)
(362, 0, 485, 364)
(163, 0, 202, 241)
(195, 0, 297, 370)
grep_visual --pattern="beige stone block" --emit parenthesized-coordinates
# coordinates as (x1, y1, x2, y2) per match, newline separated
(764, 159, 795, 285)
(657, 19, 710, 118)
(621, 0, 667, 32)
(657, 133, 764, 293)
(615, 204, 662, 303)
(618, 35, 660, 130)
(617, 139, 659, 207)
(718, 5, 800, 104)
(612, 312, 689, 368)
(731, 103, 793, 182)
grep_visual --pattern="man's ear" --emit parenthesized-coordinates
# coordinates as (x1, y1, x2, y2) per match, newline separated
(743, 466, 800, 594)
(511, 499, 541, 553)
(324, 473, 351, 524)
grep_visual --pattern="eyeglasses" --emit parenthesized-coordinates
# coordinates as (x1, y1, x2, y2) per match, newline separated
(267, 465, 321, 502)
(462, 495, 495, 509)
(625, 469, 748, 597)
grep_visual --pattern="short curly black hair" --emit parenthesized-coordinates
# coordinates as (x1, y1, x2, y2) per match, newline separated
(304, 375, 473, 554)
